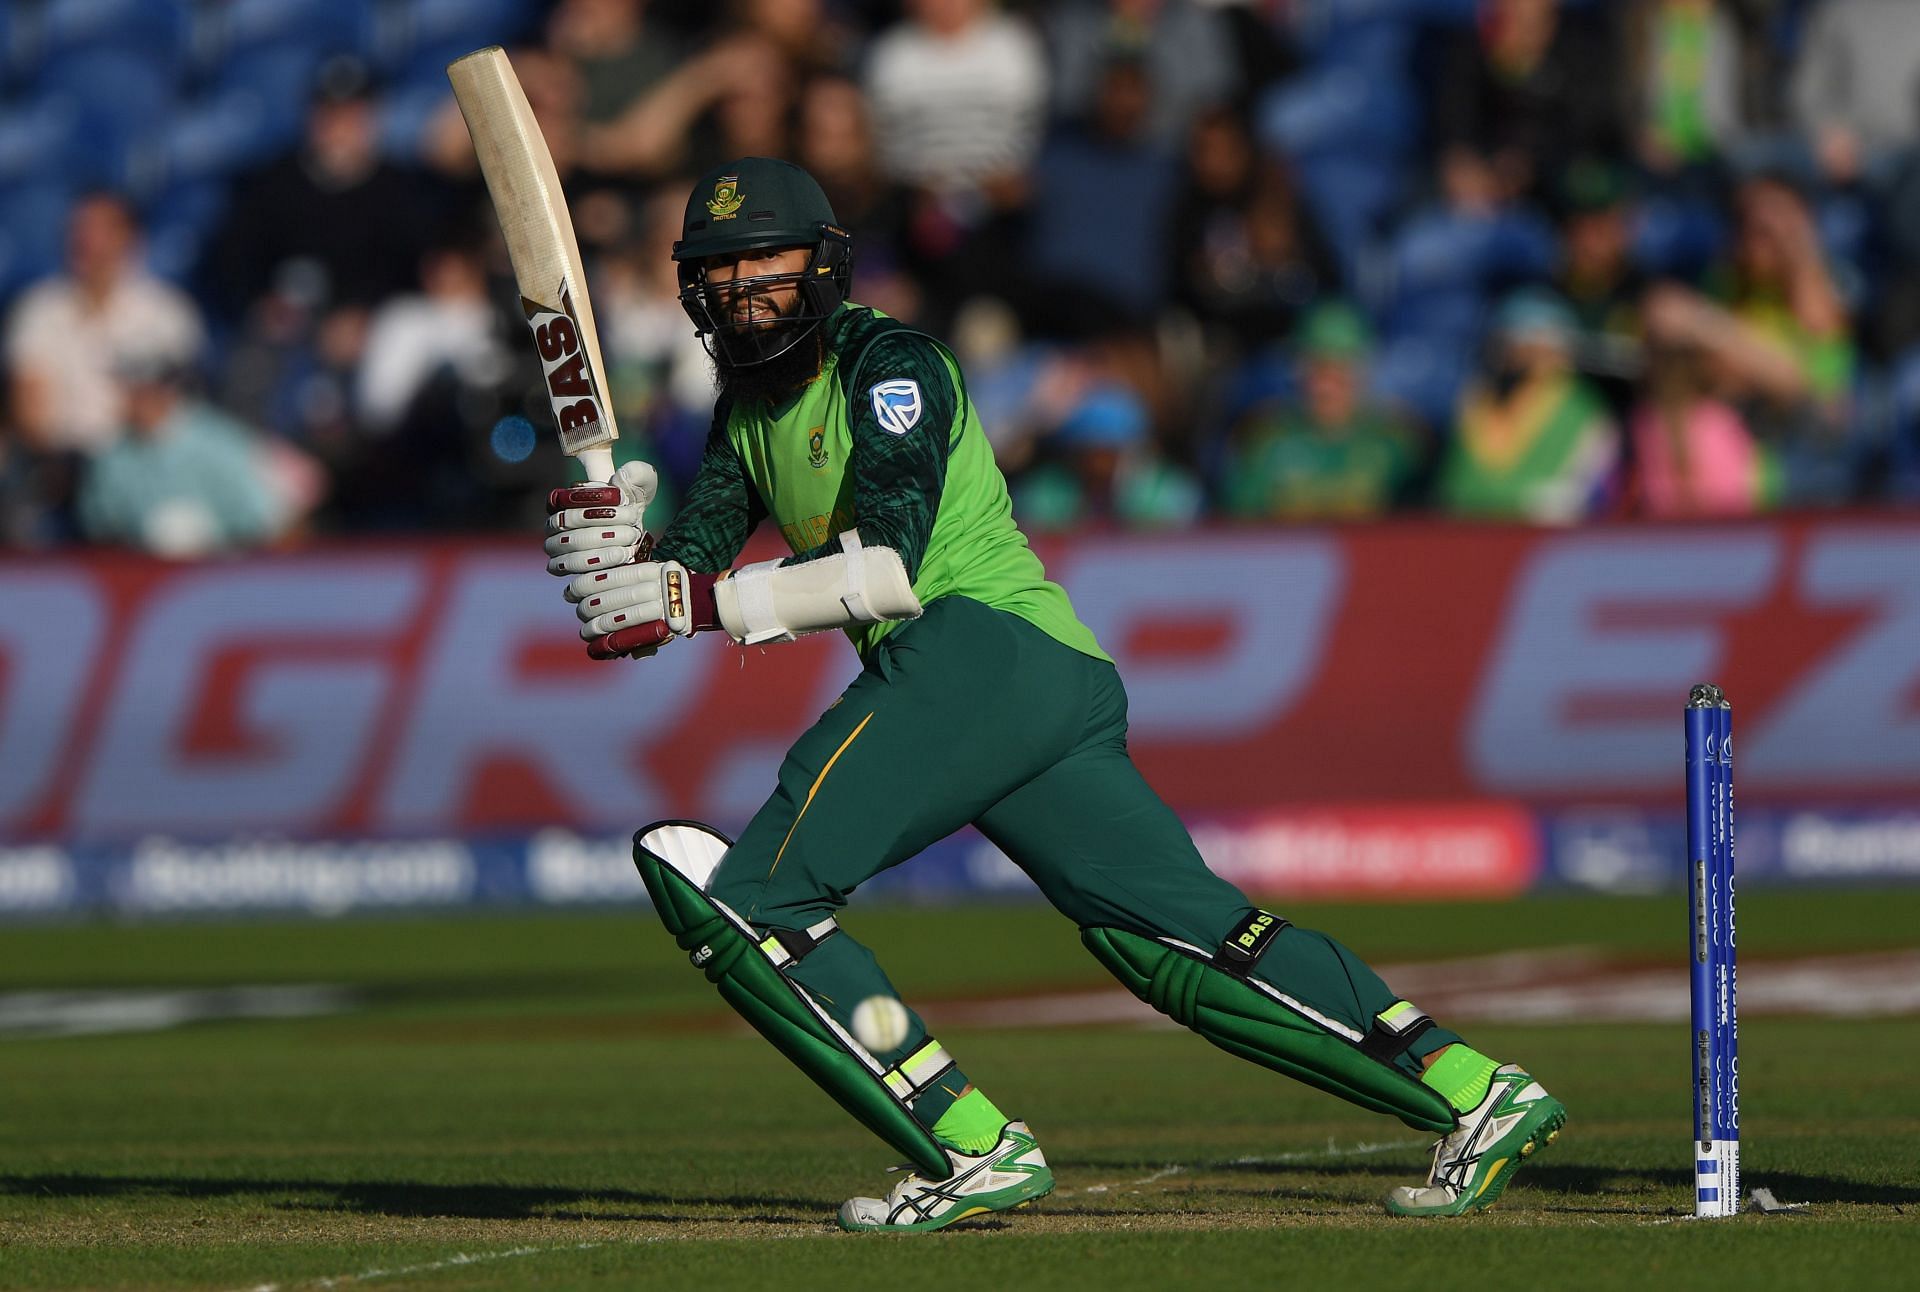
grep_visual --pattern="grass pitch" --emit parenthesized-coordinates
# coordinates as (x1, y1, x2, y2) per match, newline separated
(3, 890, 1917, 1290)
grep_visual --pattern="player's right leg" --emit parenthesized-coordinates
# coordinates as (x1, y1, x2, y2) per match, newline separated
(636, 597, 1094, 1229)
(635, 818, 1053, 1230)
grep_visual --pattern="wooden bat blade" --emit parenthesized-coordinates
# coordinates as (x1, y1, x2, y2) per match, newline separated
(449, 46, 616, 480)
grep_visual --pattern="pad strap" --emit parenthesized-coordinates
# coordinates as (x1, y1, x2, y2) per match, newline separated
(1213, 909, 1290, 976)
(1356, 999, 1436, 1063)
(881, 1039, 957, 1101)
(635, 821, 957, 1177)
(727, 561, 788, 645)
(756, 916, 841, 970)
(1082, 925, 1458, 1133)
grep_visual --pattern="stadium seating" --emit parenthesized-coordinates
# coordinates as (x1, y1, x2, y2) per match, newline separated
(1630, 195, 1727, 278)
(31, 48, 175, 189)
(0, 180, 72, 298)
(141, 176, 227, 285)
(38, 0, 192, 70)
(0, 98, 76, 190)
(216, 0, 378, 64)
(382, 0, 539, 81)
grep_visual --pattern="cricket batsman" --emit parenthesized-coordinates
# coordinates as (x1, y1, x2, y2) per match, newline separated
(544, 158, 1566, 1231)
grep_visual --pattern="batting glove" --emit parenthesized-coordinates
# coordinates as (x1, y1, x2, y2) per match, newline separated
(545, 460, 658, 576)
(565, 559, 722, 659)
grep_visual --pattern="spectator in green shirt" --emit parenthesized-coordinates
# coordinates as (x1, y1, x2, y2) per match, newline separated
(1013, 385, 1202, 531)
(1440, 289, 1620, 523)
(1640, 172, 1856, 501)
(1221, 302, 1420, 521)
(1644, 174, 1854, 429)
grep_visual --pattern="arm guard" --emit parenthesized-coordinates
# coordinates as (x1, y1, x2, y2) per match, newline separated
(713, 529, 923, 645)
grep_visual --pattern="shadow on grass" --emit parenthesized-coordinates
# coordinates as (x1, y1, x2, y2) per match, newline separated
(0, 1174, 838, 1224)
(10, 1164, 1912, 1227)
(1206, 1158, 1920, 1208)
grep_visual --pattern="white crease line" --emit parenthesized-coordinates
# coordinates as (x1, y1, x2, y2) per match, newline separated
(239, 1233, 814, 1292)
(1231, 1137, 1425, 1167)
(1127, 1165, 1187, 1190)
(1056, 1137, 1424, 1199)
(239, 1243, 604, 1292)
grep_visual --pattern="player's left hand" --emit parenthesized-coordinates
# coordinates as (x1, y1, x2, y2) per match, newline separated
(564, 560, 723, 660)
(545, 460, 658, 576)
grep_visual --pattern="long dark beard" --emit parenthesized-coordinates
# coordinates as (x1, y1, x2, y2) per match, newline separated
(713, 322, 827, 407)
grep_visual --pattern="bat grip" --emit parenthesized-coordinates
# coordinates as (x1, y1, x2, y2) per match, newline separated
(577, 446, 616, 484)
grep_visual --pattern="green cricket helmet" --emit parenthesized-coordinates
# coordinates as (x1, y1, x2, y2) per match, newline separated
(673, 157, 853, 368)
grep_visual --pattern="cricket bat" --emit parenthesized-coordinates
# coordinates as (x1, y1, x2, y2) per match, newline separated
(449, 46, 617, 483)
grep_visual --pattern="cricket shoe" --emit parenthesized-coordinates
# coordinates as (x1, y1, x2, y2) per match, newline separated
(837, 1120, 1054, 1232)
(1384, 1064, 1566, 1217)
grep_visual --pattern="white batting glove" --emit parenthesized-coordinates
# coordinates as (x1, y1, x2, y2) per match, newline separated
(544, 460, 659, 576)
(565, 560, 723, 659)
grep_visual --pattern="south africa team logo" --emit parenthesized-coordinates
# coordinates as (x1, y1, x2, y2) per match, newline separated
(707, 176, 744, 220)
(869, 379, 922, 435)
(808, 425, 828, 469)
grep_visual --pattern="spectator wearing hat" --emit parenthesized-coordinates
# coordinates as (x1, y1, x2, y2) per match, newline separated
(212, 57, 448, 319)
(1554, 159, 1647, 421)
(1012, 384, 1201, 531)
(1221, 302, 1420, 521)
(78, 358, 299, 557)
(1440, 288, 1620, 523)
(1556, 161, 1646, 348)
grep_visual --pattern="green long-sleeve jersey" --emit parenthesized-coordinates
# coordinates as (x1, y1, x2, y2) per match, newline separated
(654, 304, 1107, 662)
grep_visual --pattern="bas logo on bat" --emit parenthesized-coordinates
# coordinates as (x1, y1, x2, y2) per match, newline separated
(523, 288, 605, 439)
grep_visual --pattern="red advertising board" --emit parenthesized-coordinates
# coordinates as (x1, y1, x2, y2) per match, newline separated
(3, 517, 1917, 844)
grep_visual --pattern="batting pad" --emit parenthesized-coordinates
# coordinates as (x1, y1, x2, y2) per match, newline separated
(633, 821, 955, 1178)
(1083, 927, 1457, 1133)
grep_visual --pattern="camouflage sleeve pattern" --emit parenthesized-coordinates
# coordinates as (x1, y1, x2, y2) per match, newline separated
(653, 396, 765, 574)
(781, 333, 958, 581)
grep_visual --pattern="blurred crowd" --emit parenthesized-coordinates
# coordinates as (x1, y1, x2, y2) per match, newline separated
(7, 0, 1920, 556)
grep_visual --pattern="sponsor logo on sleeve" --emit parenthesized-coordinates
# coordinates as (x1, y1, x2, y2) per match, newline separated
(870, 379, 922, 435)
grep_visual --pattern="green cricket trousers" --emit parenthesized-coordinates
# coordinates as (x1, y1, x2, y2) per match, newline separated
(707, 595, 1460, 1125)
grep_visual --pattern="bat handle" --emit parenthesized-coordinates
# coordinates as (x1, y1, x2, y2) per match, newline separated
(577, 446, 616, 484)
